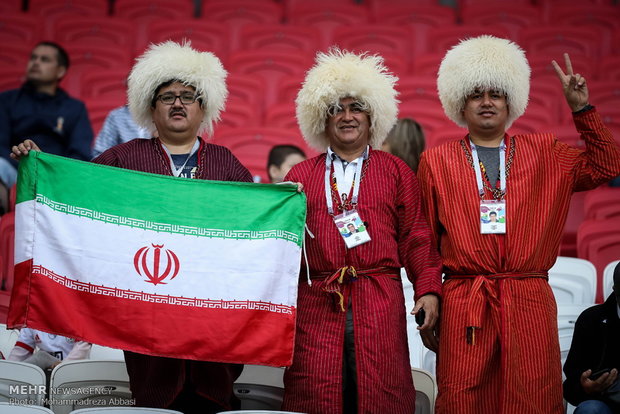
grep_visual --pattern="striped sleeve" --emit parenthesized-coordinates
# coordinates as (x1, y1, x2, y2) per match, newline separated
(554, 109, 620, 191)
(396, 159, 442, 300)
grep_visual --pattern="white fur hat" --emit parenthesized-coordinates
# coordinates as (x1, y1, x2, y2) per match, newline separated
(437, 35, 530, 129)
(296, 48, 399, 151)
(128, 41, 228, 136)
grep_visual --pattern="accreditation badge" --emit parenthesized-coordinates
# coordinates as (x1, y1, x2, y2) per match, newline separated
(480, 200, 506, 234)
(334, 209, 371, 248)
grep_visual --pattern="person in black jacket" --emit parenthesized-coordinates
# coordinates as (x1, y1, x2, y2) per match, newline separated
(563, 262, 620, 413)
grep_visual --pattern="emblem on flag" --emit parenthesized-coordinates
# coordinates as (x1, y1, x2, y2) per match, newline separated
(133, 244, 180, 285)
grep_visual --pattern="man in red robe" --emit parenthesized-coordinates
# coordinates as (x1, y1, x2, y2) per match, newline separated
(417, 35, 620, 414)
(12, 41, 251, 414)
(281, 48, 443, 414)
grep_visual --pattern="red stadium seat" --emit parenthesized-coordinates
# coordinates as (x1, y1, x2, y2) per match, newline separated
(577, 218, 620, 302)
(587, 81, 620, 113)
(61, 44, 133, 98)
(264, 103, 298, 130)
(29, 0, 109, 17)
(227, 74, 268, 116)
(545, 5, 620, 54)
(398, 102, 451, 136)
(227, 51, 311, 108)
(0, 68, 26, 92)
(372, 5, 455, 56)
(333, 26, 414, 70)
(398, 76, 441, 106)
(219, 98, 262, 129)
(0, 13, 43, 45)
(528, 53, 590, 82)
(519, 26, 604, 59)
(530, 78, 565, 125)
(80, 69, 130, 102)
(0, 43, 33, 69)
(51, 16, 136, 49)
(425, 25, 510, 57)
(286, 2, 369, 50)
(460, 3, 542, 39)
(598, 55, 620, 82)
(238, 24, 321, 55)
(211, 127, 310, 182)
(141, 21, 231, 63)
(411, 53, 444, 77)
(275, 74, 305, 109)
(559, 188, 586, 259)
(0, 0, 22, 13)
(115, 0, 193, 23)
(584, 188, 620, 221)
(202, 0, 283, 50)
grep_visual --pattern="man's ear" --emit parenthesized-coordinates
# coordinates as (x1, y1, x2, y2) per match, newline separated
(56, 66, 67, 81)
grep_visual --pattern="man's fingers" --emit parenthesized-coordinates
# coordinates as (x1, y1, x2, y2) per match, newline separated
(420, 329, 439, 353)
(551, 60, 565, 81)
(564, 53, 573, 76)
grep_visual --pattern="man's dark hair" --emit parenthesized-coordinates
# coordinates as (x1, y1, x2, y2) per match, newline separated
(151, 79, 201, 107)
(489, 211, 497, 216)
(614, 261, 620, 290)
(267, 145, 306, 170)
(35, 41, 70, 69)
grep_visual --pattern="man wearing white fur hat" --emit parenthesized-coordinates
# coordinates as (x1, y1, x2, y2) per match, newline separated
(13, 41, 252, 414)
(281, 48, 442, 414)
(417, 35, 620, 414)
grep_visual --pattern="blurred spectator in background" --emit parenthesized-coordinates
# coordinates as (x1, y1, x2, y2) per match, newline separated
(91, 105, 151, 158)
(382, 118, 426, 173)
(0, 41, 93, 187)
(267, 144, 306, 183)
(8, 328, 91, 370)
(563, 261, 620, 414)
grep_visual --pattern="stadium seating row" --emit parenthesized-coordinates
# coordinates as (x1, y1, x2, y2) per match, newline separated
(0, 357, 436, 413)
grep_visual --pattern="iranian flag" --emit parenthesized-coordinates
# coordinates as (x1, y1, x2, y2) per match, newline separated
(7, 151, 306, 367)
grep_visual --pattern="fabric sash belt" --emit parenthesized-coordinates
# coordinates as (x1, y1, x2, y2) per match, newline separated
(309, 266, 399, 313)
(445, 272, 548, 345)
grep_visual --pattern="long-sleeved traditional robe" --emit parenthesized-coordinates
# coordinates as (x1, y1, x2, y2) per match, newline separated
(417, 109, 620, 414)
(93, 137, 252, 411)
(281, 149, 442, 414)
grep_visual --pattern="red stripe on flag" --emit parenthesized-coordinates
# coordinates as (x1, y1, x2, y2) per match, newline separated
(8, 260, 296, 366)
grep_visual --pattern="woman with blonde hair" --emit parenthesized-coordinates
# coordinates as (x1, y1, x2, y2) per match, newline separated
(382, 118, 425, 172)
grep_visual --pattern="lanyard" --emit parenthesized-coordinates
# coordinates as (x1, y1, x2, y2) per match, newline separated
(469, 138, 506, 198)
(324, 150, 365, 215)
(160, 139, 200, 177)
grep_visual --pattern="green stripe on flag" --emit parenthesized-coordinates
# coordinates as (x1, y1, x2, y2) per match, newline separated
(17, 152, 307, 245)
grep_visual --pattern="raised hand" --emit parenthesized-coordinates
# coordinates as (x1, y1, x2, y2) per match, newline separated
(551, 53, 589, 112)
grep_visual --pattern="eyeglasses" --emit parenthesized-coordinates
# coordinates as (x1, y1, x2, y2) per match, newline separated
(326, 101, 368, 117)
(156, 92, 199, 105)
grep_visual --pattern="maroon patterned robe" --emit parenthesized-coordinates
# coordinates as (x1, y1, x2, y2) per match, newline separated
(281, 149, 442, 414)
(93, 137, 252, 410)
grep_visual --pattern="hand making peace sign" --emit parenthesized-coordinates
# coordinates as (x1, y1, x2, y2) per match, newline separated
(552, 53, 590, 113)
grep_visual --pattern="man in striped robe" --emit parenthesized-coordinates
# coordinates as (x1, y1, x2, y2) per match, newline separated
(417, 36, 620, 414)
(12, 41, 251, 414)
(281, 49, 443, 414)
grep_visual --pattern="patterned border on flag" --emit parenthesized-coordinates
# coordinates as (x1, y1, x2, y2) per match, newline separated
(32, 265, 294, 314)
(35, 195, 301, 244)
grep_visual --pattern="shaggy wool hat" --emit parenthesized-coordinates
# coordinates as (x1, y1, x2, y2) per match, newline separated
(127, 41, 228, 136)
(437, 35, 530, 129)
(296, 48, 399, 151)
